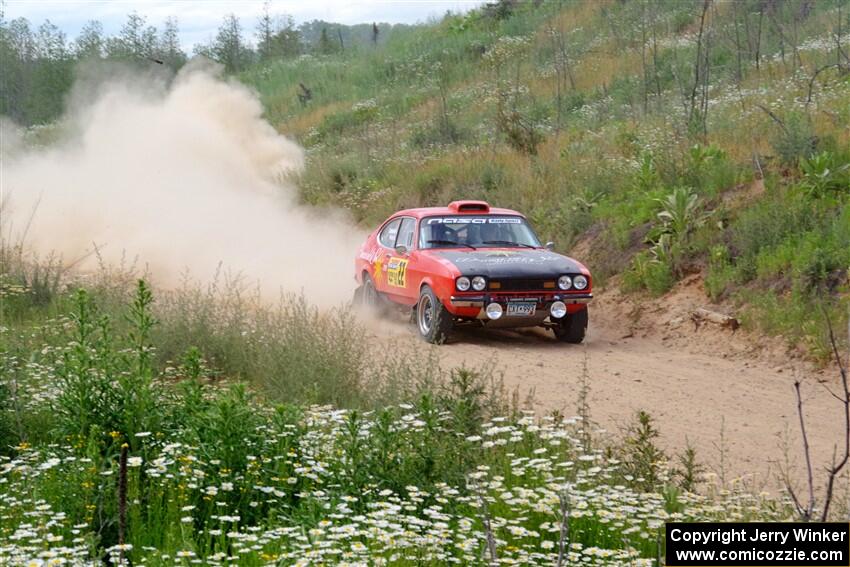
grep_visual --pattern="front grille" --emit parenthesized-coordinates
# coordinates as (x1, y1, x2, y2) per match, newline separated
(489, 278, 556, 291)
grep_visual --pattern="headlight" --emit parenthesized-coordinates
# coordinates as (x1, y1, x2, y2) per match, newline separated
(485, 303, 503, 320)
(472, 276, 486, 291)
(550, 301, 567, 319)
(573, 275, 588, 290)
(558, 275, 572, 290)
(456, 277, 471, 291)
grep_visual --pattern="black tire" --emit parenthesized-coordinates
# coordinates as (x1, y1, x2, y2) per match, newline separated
(416, 285, 453, 344)
(554, 307, 588, 344)
(355, 274, 385, 316)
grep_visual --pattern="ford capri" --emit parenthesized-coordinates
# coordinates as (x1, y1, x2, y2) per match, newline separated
(354, 201, 592, 344)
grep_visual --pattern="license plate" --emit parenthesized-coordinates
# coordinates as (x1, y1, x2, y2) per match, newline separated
(506, 302, 536, 316)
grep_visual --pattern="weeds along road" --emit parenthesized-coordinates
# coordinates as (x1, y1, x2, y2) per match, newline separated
(371, 301, 844, 492)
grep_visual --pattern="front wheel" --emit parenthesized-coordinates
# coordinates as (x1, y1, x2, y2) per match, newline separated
(553, 308, 588, 344)
(416, 285, 453, 344)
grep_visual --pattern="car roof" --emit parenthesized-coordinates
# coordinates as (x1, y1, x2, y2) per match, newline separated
(389, 200, 524, 221)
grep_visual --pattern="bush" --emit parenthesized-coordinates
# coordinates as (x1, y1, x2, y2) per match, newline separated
(622, 251, 675, 296)
(769, 112, 817, 167)
(729, 186, 815, 280)
(54, 282, 160, 451)
(0, 382, 16, 455)
(704, 244, 735, 301)
(409, 119, 468, 147)
(800, 151, 850, 197)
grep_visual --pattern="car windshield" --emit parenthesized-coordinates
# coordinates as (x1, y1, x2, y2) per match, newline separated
(419, 215, 541, 250)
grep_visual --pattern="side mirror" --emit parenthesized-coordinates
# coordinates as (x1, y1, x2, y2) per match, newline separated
(395, 245, 408, 255)
(545, 241, 555, 251)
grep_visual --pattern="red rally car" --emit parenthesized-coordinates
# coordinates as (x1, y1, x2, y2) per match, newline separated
(354, 200, 592, 344)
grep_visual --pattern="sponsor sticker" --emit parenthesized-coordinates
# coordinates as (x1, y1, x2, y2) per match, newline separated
(451, 253, 559, 265)
(372, 257, 384, 283)
(387, 257, 409, 287)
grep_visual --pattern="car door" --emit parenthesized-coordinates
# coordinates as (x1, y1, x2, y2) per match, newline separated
(383, 217, 416, 304)
(372, 217, 401, 294)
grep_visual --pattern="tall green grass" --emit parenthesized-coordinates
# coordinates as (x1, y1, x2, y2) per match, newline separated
(0, 279, 799, 564)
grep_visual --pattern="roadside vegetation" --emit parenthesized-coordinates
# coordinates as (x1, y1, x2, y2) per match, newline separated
(1, 0, 850, 563)
(0, 254, 798, 564)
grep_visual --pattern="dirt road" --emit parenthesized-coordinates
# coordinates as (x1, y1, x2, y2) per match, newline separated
(378, 279, 845, 493)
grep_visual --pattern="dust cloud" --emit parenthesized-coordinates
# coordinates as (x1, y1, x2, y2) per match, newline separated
(1, 61, 364, 305)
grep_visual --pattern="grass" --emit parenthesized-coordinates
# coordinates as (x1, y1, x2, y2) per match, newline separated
(0, 277, 799, 565)
(0, 234, 822, 564)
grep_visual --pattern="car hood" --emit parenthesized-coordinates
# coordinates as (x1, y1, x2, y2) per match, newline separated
(433, 248, 585, 278)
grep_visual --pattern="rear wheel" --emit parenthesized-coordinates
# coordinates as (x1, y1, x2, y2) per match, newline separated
(416, 285, 453, 344)
(355, 274, 385, 316)
(553, 308, 588, 344)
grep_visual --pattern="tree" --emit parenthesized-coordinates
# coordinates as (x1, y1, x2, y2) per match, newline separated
(211, 14, 250, 73)
(0, 16, 36, 122)
(29, 19, 73, 123)
(106, 12, 157, 61)
(257, 6, 300, 62)
(318, 27, 336, 55)
(156, 17, 186, 69)
(35, 19, 66, 60)
(73, 20, 104, 59)
(687, 0, 713, 139)
(256, 1, 274, 60)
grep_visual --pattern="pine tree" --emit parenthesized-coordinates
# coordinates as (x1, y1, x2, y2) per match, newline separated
(318, 27, 335, 55)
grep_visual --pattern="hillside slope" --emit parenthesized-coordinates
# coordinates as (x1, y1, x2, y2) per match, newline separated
(243, 0, 850, 358)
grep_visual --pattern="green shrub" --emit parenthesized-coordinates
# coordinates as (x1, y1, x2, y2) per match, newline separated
(800, 151, 850, 197)
(704, 244, 735, 301)
(619, 410, 667, 492)
(0, 381, 16, 454)
(729, 186, 815, 279)
(54, 282, 160, 451)
(623, 251, 675, 296)
(409, 118, 468, 147)
(769, 112, 817, 167)
(654, 186, 710, 242)
(684, 144, 739, 195)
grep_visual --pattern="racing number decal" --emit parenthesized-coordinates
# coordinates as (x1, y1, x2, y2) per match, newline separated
(386, 257, 409, 288)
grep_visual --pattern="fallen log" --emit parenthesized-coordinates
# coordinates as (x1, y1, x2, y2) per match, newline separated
(691, 307, 740, 331)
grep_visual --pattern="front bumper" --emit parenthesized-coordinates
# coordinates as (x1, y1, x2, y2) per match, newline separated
(450, 292, 593, 308)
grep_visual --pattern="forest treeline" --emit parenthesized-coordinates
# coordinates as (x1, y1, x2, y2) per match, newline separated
(0, 4, 412, 125)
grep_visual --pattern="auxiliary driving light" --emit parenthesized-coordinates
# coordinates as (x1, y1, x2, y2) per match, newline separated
(485, 302, 503, 320)
(550, 301, 567, 319)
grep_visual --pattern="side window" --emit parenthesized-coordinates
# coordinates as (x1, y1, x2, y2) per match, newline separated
(396, 218, 415, 249)
(378, 218, 401, 248)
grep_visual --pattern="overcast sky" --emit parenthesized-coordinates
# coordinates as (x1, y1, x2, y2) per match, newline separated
(4, 1, 485, 50)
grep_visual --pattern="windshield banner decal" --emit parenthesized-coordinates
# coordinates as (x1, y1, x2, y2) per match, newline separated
(427, 217, 522, 224)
